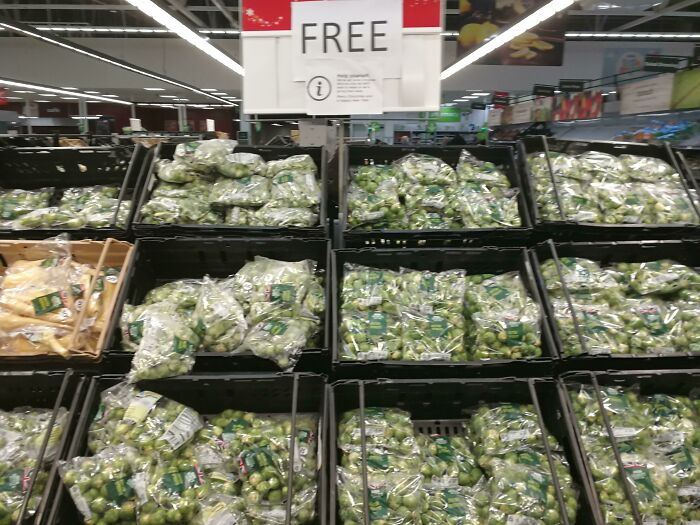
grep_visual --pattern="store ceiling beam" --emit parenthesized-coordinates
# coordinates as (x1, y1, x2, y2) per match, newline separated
(568, 8, 700, 15)
(209, 0, 238, 29)
(0, 4, 237, 12)
(164, 0, 206, 27)
(611, 0, 700, 30)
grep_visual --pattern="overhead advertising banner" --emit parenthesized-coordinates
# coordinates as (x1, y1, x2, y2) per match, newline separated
(456, 0, 565, 66)
(553, 90, 603, 121)
(620, 74, 674, 115)
(512, 100, 534, 124)
(242, 0, 443, 114)
(671, 67, 700, 110)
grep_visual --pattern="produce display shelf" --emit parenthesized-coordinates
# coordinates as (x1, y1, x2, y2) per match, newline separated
(329, 378, 601, 525)
(675, 146, 700, 186)
(331, 246, 558, 379)
(1, 370, 87, 525)
(337, 145, 533, 249)
(520, 137, 700, 242)
(531, 239, 700, 372)
(558, 369, 700, 525)
(47, 372, 328, 525)
(132, 142, 329, 239)
(102, 237, 331, 374)
(0, 144, 150, 240)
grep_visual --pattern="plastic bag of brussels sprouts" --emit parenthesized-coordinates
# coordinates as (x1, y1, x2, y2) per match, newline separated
(152, 178, 213, 200)
(619, 154, 680, 184)
(593, 183, 646, 224)
(470, 306, 542, 360)
(0, 444, 47, 523)
(620, 453, 683, 523)
(540, 257, 623, 304)
(341, 311, 402, 361)
(175, 139, 237, 174)
(143, 279, 202, 310)
(195, 494, 247, 525)
(643, 183, 700, 224)
(396, 269, 465, 312)
(337, 468, 425, 525)
(225, 206, 252, 226)
(127, 303, 200, 381)
(406, 210, 461, 230)
(548, 152, 584, 181)
(615, 260, 699, 296)
(577, 151, 627, 183)
(135, 458, 208, 525)
(238, 317, 318, 369)
(120, 303, 151, 352)
(80, 198, 127, 228)
(237, 444, 288, 506)
(0, 406, 68, 463)
(302, 277, 325, 318)
(486, 458, 576, 525)
(341, 264, 401, 313)
(465, 272, 532, 316)
(182, 424, 237, 483)
(423, 482, 489, 525)
(558, 180, 603, 223)
(460, 189, 521, 228)
(470, 404, 555, 461)
(338, 408, 418, 456)
(394, 154, 456, 186)
(404, 184, 458, 214)
(622, 299, 680, 355)
(89, 384, 203, 457)
(269, 171, 321, 209)
(457, 149, 511, 188)
(141, 195, 220, 225)
(59, 185, 119, 210)
(418, 434, 483, 488)
(59, 445, 139, 524)
(210, 175, 270, 207)
(645, 394, 698, 450)
(12, 207, 85, 230)
(676, 301, 700, 354)
(219, 152, 267, 179)
(0, 188, 53, 222)
(266, 155, 317, 178)
(399, 308, 466, 362)
(551, 299, 628, 356)
(254, 204, 318, 227)
(347, 180, 404, 229)
(156, 159, 196, 184)
(352, 164, 403, 193)
(193, 277, 247, 353)
(340, 448, 421, 476)
(246, 486, 317, 525)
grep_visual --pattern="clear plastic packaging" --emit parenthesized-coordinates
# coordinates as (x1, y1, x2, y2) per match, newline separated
(253, 204, 318, 228)
(269, 171, 321, 208)
(219, 152, 267, 179)
(193, 277, 247, 353)
(238, 317, 318, 370)
(394, 153, 456, 186)
(210, 175, 270, 207)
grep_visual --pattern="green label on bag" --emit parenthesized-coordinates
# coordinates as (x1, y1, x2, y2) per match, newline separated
(128, 320, 144, 343)
(524, 470, 550, 503)
(172, 336, 195, 354)
(41, 257, 59, 268)
(105, 477, 135, 505)
(223, 418, 251, 433)
(263, 320, 288, 336)
(368, 487, 389, 519)
(639, 306, 669, 335)
(485, 284, 510, 300)
(367, 454, 390, 470)
(275, 174, 294, 184)
(32, 291, 67, 315)
(70, 284, 84, 298)
(239, 176, 252, 185)
(650, 395, 679, 417)
(581, 309, 608, 334)
(517, 451, 544, 467)
(434, 436, 455, 462)
(500, 404, 523, 421)
(624, 463, 656, 501)
(605, 389, 630, 412)
(93, 402, 105, 423)
(269, 284, 296, 303)
(94, 277, 105, 293)
(420, 274, 436, 293)
(505, 322, 525, 345)
(240, 447, 276, 475)
(367, 271, 384, 285)
(162, 467, 202, 494)
(193, 319, 206, 338)
(443, 488, 467, 517)
(429, 315, 448, 338)
(426, 185, 442, 195)
(668, 446, 695, 472)
(0, 468, 29, 493)
(367, 312, 387, 336)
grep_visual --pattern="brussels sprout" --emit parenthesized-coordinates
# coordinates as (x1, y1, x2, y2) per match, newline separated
(341, 311, 402, 361)
(457, 150, 511, 189)
(246, 486, 317, 525)
(352, 164, 403, 194)
(347, 180, 404, 229)
(210, 176, 270, 207)
(551, 300, 629, 356)
(417, 434, 483, 487)
(396, 269, 465, 312)
(422, 484, 489, 525)
(394, 154, 456, 186)
(238, 317, 318, 370)
(218, 152, 267, 179)
(156, 159, 196, 184)
(59, 445, 139, 525)
(465, 272, 533, 316)
(621, 299, 680, 355)
(143, 279, 202, 310)
(338, 408, 418, 456)
(593, 183, 646, 224)
(0, 188, 53, 222)
(266, 155, 317, 178)
(269, 171, 320, 209)
(406, 210, 461, 230)
(0, 446, 47, 523)
(404, 185, 460, 218)
(141, 195, 220, 225)
(540, 257, 624, 305)
(578, 151, 627, 183)
(460, 189, 521, 228)
(619, 155, 679, 184)
(399, 308, 467, 362)
(193, 277, 247, 353)
(615, 260, 700, 296)
(12, 207, 86, 230)
(253, 204, 318, 227)
(341, 264, 401, 314)
(0, 406, 68, 462)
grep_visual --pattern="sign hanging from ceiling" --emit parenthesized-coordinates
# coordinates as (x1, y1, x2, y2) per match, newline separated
(241, 0, 442, 115)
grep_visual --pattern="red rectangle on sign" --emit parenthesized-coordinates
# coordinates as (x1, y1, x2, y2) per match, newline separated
(242, 0, 441, 31)
(0, 88, 7, 107)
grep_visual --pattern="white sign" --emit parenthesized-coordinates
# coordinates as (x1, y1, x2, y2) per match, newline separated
(487, 108, 503, 127)
(512, 101, 533, 124)
(129, 118, 142, 132)
(206, 118, 216, 132)
(620, 73, 674, 115)
(305, 59, 383, 115)
(291, 0, 402, 82)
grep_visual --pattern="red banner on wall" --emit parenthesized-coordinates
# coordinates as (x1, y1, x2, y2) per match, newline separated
(0, 88, 7, 107)
(242, 0, 441, 31)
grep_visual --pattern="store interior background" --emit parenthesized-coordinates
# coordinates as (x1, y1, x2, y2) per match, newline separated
(0, 1, 698, 146)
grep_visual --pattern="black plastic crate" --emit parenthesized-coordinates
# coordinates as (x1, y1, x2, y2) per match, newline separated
(0, 144, 150, 240)
(132, 142, 329, 238)
(675, 146, 700, 187)
(558, 369, 700, 525)
(0, 370, 87, 525)
(329, 378, 600, 525)
(530, 239, 700, 371)
(519, 137, 700, 242)
(102, 237, 331, 374)
(331, 246, 558, 378)
(47, 372, 328, 525)
(337, 145, 533, 248)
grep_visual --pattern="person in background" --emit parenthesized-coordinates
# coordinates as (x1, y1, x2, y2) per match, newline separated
(400, 135, 411, 145)
(447, 133, 467, 146)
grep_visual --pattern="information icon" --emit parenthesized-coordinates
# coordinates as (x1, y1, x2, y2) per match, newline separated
(307, 76, 332, 101)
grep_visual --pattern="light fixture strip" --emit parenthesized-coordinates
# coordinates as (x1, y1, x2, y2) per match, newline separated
(565, 31, 700, 38)
(441, 0, 575, 80)
(0, 78, 132, 105)
(33, 26, 240, 35)
(123, 0, 244, 77)
(0, 21, 235, 106)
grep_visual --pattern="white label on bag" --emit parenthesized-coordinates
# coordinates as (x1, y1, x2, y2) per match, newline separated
(431, 475, 459, 488)
(502, 430, 532, 442)
(69, 485, 92, 519)
(507, 516, 539, 525)
(358, 296, 382, 307)
(123, 392, 162, 423)
(422, 199, 446, 209)
(679, 486, 700, 497)
(421, 352, 449, 361)
(656, 431, 686, 444)
(161, 407, 201, 450)
(419, 304, 434, 315)
(588, 346, 611, 355)
(132, 472, 148, 504)
(642, 520, 666, 525)
(357, 350, 388, 361)
(612, 427, 639, 440)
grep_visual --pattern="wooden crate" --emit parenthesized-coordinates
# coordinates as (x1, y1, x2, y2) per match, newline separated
(0, 238, 134, 362)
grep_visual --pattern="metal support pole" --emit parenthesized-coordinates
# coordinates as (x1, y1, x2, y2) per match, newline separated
(78, 99, 88, 134)
(177, 104, 188, 132)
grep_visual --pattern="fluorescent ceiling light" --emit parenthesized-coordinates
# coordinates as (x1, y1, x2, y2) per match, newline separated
(144, 87, 165, 91)
(13, 90, 34, 94)
(103, 95, 119, 98)
(566, 31, 700, 38)
(85, 91, 100, 94)
(38, 93, 57, 97)
(61, 87, 78, 90)
(174, 98, 189, 101)
(0, 79, 132, 105)
(61, 97, 79, 100)
(462, 95, 478, 99)
(5, 96, 23, 100)
(18, 116, 39, 119)
(160, 95, 178, 98)
(0, 21, 235, 107)
(212, 92, 228, 96)
(32, 25, 240, 35)
(71, 116, 101, 120)
(271, 123, 283, 127)
(123, 0, 244, 77)
(471, 92, 490, 96)
(35, 100, 51, 103)
(202, 89, 218, 92)
(441, 0, 575, 80)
